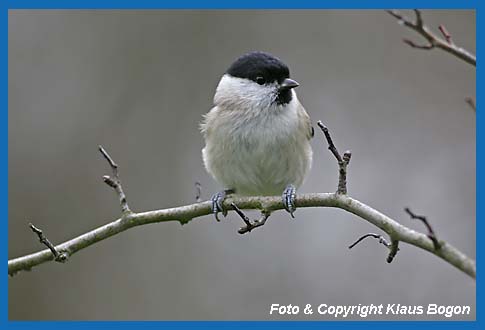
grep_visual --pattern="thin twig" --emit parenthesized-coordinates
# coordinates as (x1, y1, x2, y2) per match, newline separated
(404, 207, 440, 250)
(317, 121, 342, 162)
(386, 10, 476, 66)
(402, 39, 434, 50)
(316, 121, 351, 194)
(465, 97, 476, 111)
(348, 233, 400, 263)
(349, 233, 391, 249)
(387, 240, 400, 263)
(99, 145, 132, 216)
(29, 223, 68, 263)
(438, 24, 453, 45)
(231, 203, 252, 227)
(195, 181, 202, 202)
(231, 202, 271, 234)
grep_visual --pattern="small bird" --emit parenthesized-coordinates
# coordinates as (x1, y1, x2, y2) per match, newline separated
(200, 51, 313, 224)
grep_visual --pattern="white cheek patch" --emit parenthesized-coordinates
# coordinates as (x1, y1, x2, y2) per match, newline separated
(214, 75, 278, 110)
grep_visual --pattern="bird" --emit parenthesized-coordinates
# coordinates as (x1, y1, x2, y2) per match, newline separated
(200, 51, 313, 226)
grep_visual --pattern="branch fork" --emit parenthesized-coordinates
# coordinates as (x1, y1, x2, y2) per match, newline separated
(231, 203, 271, 234)
(29, 223, 68, 263)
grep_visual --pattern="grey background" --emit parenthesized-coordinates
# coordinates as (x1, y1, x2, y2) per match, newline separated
(8, 10, 475, 320)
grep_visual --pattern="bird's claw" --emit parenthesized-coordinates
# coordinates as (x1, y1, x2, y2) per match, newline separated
(282, 184, 297, 218)
(211, 189, 233, 221)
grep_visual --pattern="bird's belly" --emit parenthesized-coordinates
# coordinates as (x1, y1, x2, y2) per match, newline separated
(203, 123, 312, 196)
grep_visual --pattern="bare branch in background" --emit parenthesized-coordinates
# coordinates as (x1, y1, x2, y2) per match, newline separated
(438, 24, 453, 45)
(386, 10, 476, 66)
(405, 207, 441, 250)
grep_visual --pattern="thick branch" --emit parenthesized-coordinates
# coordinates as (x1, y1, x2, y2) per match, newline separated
(8, 193, 475, 279)
(386, 10, 476, 66)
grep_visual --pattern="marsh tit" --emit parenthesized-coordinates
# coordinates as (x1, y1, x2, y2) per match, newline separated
(201, 51, 313, 222)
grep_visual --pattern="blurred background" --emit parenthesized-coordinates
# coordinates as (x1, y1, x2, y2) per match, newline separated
(8, 10, 475, 320)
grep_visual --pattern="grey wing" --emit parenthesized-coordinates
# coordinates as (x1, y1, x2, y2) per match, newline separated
(298, 103, 314, 140)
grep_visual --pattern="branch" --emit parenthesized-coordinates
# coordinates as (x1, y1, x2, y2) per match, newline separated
(9, 131, 475, 280)
(387, 239, 400, 263)
(231, 203, 271, 234)
(465, 97, 476, 111)
(195, 181, 202, 203)
(29, 223, 68, 263)
(386, 9, 476, 66)
(405, 207, 440, 250)
(8, 193, 475, 278)
(99, 145, 132, 216)
(349, 233, 392, 249)
(317, 121, 351, 194)
(348, 233, 400, 263)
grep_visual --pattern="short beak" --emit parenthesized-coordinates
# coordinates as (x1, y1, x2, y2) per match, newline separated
(279, 78, 300, 91)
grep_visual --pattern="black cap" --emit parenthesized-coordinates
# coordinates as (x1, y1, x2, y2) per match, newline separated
(226, 51, 290, 85)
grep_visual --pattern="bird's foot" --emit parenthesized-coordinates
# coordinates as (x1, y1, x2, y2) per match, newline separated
(210, 189, 234, 221)
(282, 184, 297, 218)
(231, 203, 270, 234)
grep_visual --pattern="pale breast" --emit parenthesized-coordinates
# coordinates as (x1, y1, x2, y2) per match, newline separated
(202, 104, 312, 196)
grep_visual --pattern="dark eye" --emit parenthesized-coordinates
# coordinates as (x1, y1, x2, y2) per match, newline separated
(256, 76, 265, 85)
